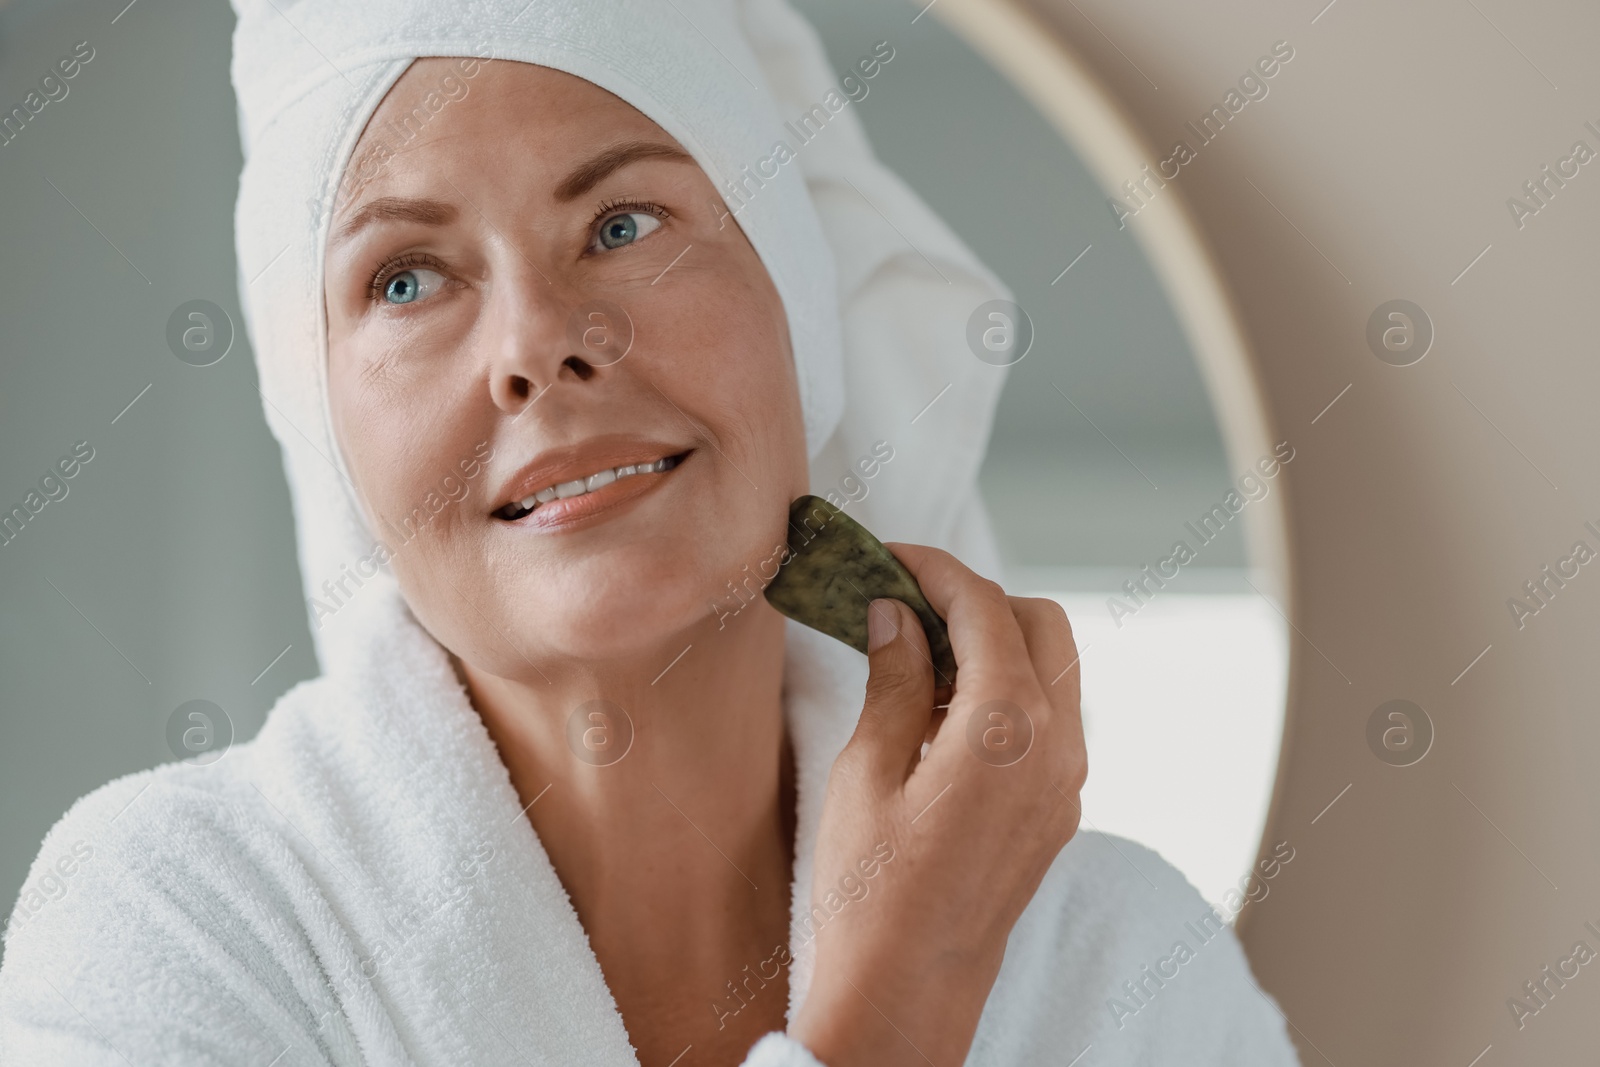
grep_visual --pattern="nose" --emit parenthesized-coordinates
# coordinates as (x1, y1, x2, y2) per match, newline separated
(486, 270, 606, 414)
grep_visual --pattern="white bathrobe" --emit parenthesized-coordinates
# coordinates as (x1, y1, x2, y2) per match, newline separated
(0, 0, 1302, 1061)
(0, 581, 1299, 1065)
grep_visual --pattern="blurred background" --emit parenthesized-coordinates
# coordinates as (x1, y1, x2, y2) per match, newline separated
(0, 0, 1285, 933)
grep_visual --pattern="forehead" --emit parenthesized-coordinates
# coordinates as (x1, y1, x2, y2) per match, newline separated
(344, 57, 656, 183)
(325, 58, 709, 254)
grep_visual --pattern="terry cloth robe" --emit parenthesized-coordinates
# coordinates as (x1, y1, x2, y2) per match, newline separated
(0, 580, 1300, 1066)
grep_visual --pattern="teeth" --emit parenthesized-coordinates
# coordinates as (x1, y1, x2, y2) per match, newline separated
(504, 454, 681, 518)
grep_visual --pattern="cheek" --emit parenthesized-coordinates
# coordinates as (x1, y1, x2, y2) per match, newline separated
(329, 348, 406, 508)
(326, 337, 482, 542)
(648, 259, 802, 466)
(590, 258, 803, 622)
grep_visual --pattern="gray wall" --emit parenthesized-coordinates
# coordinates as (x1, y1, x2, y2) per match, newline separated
(0, 0, 1230, 919)
(0, 0, 317, 920)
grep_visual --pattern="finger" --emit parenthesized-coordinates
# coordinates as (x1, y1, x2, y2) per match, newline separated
(882, 543, 1034, 698)
(1008, 596, 1088, 792)
(1006, 596, 1082, 718)
(846, 598, 936, 783)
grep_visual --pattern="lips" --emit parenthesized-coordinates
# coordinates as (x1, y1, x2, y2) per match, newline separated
(492, 436, 694, 525)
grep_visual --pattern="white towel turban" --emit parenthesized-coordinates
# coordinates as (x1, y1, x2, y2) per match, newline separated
(229, 0, 1015, 668)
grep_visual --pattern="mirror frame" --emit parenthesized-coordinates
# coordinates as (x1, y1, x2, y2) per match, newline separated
(926, 0, 1298, 938)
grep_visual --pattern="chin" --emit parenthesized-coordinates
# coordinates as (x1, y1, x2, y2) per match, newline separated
(511, 546, 739, 662)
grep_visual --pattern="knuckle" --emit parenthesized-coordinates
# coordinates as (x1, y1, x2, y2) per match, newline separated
(967, 675, 1034, 716)
(828, 745, 876, 793)
(1017, 595, 1074, 635)
(1058, 745, 1088, 794)
(866, 659, 922, 698)
(1034, 596, 1072, 628)
(976, 576, 1008, 601)
(1005, 675, 1050, 709)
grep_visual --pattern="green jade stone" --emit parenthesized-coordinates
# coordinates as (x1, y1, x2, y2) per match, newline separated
(763, 495, 957, 687)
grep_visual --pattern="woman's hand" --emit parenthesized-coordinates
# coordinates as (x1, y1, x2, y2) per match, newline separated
(787, 543, 1087, 1067)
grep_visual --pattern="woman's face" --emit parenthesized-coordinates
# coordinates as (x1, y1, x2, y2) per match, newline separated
(324, 58, 808, 678)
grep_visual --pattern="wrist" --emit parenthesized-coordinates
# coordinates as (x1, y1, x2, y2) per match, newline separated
(791, 956, 990, 1067)
(789, 983, 900, 1067)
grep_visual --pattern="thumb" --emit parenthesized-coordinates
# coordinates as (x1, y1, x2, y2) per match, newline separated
(848, 599, 935, 778)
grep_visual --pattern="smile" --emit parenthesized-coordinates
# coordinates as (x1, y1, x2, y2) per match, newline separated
(494, 450, 691, 521)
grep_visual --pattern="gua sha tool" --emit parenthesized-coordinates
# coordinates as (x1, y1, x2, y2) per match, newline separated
(764, 495, 957, 687)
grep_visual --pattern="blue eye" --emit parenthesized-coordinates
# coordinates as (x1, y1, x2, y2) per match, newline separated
(595, 211, 662, 251)
(382, 267, 445, 305)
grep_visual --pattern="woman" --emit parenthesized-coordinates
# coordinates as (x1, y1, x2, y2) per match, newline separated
(0, 0, 1300, 1064)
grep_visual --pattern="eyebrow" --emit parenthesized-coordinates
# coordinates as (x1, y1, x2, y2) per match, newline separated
(552, 139, 696, 202)
(333, 139, 697, 244)
(334, 196, 459, 242)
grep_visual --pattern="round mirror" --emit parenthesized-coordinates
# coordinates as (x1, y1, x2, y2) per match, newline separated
(794, 0, 1290, 908)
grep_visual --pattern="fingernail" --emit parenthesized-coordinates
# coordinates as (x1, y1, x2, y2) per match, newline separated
(867, 599, 899, 652)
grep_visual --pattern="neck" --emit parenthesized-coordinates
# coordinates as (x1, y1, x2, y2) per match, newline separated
(460, 601, 797, 955)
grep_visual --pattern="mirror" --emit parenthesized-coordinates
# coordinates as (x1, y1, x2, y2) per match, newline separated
(794, 0, 1290, 908)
